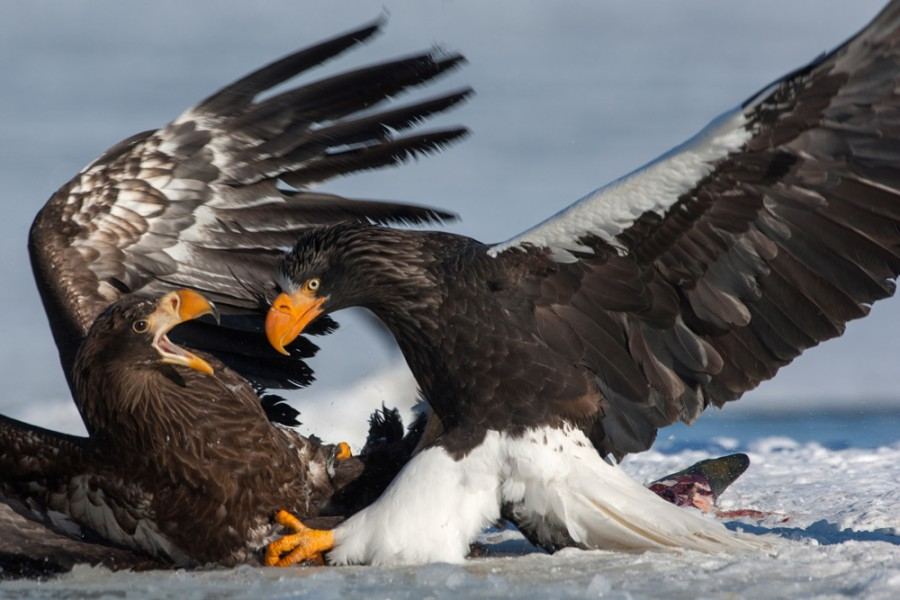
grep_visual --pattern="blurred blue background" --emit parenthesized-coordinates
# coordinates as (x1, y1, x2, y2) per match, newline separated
(0, 1, 897, 442)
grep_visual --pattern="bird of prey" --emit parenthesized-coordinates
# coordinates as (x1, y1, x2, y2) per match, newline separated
(263, 1, 900, 565)
(3, 21, 470, 570)
(3, 289, 366, 566)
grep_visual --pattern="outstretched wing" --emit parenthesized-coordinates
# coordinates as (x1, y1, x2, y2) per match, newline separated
(493, 2, 900, 456)
(29, 20, 471, 391)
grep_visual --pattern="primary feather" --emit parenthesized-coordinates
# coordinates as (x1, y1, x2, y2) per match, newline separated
(28, 20, 470, 393)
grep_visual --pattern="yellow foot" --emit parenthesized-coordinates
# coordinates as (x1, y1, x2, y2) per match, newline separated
(265, 510, 335, 567)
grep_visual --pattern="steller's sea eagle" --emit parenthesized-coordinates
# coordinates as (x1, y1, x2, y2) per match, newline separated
(264, 1, 900, 565)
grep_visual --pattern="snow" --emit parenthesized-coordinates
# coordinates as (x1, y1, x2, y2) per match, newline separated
(287, 362, 421, 454)
(2, 435, 898, 599)
(2, 337, 896, 598)
(2, 367, 896, 598)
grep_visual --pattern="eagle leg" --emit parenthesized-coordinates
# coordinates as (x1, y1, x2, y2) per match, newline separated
(265, 510, 334, 567)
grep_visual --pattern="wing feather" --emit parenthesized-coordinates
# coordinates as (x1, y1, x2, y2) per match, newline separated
(497, 1, 900, 456)
(29, 21, 470, 391)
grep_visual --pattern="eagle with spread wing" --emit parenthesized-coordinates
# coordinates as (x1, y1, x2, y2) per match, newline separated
(263, 2, 900, 565)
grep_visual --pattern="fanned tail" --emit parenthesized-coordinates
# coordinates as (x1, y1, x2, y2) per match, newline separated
(504, 427, 776, 554)
(564, 453, 771, 552)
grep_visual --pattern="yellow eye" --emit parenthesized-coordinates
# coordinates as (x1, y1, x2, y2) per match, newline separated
(306, 278, 321, 292)
(132, 320, 150, 333)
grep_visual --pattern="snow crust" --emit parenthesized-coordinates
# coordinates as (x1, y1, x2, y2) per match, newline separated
(2, 438, 897, 599)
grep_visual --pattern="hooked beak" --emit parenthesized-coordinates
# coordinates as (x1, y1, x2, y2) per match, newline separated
(265, 291, 326, 355)
(150, 289, 220, 375)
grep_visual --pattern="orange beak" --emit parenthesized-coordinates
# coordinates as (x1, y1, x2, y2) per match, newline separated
(150, 289, 220, 375)
(265, 291, 326, 355)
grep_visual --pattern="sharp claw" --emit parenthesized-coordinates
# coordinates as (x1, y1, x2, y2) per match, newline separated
(275, 509, 305, 531)
(265, 510, 335, 567)
(335, 442, 352, 461)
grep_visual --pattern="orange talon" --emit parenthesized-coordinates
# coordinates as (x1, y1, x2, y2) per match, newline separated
(265, 509, 335, 567)
(275, 509, 304, 531)
(335, 442, 352, 461)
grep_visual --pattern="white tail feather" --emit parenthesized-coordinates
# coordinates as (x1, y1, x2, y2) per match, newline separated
(503, 427, 775, 553)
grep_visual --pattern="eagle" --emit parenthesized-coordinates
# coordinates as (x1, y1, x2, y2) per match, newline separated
(3, 289, 367, 567)
(2, 21, 469, 570)
(263, 2, 900, 565)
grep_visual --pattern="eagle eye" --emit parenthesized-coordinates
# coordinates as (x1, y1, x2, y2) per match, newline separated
(132, 320, 150, 333)
(306, 278, 321, 292)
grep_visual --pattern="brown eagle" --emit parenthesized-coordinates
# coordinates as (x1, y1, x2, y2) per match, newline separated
(3, 289, 365, 567)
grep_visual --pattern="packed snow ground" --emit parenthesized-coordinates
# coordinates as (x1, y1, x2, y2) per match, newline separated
(1, 434, 897, 599)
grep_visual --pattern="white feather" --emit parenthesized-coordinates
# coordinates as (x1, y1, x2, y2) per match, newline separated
(488, 107, 753, 261)
(329, 433, 505, 566)
(502, 427, 773, 553)
(327, 427, 774, 566)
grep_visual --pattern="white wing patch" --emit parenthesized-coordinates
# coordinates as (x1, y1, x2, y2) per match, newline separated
(489, 106, 753, 262)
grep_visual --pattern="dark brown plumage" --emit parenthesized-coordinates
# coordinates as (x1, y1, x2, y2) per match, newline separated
(265, 1, 900, 565)
(0, 502, 165, 577)
(272, 4, 900, 462)
(2, 291, 365, 567)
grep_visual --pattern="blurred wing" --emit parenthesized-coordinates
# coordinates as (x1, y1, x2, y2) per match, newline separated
(29, 20, 471, 389)
(0, 415, 97, 541)
(0, 415, 180, 567)
(0, 502, 163, 576)
(493, 2, 900, 456)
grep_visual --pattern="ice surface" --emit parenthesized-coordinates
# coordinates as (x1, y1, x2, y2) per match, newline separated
(1, 438, 897, 599)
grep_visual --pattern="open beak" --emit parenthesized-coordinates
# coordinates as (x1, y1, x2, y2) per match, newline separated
(265, 291, 326, 355)
(150, 289, 220, 375)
